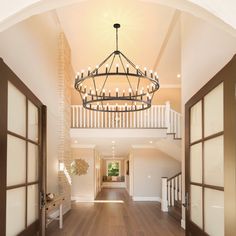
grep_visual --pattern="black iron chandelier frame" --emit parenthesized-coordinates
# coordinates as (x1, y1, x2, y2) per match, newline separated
(74, 23, 160, 112)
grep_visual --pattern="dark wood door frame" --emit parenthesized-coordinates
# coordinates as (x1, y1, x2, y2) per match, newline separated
(0, 58, 47, 236)
(185, 55, 236, 235)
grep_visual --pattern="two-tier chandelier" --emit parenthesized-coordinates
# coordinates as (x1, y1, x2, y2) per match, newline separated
(74, 23, 160, 112)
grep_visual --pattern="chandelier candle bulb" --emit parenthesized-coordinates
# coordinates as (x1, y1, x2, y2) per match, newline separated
(96, 65, 99, 75)
(150, 70, 153, 78)
(88, 67, 91, 75)
(116, 64, 119, 73)
(123, 90, 125, 96)
(102, 89, 105, 98)
(109, 90, 111, 96)
(136, 65, 139, 75)
(116, 88, 119, 97)
(81, 70, 84, 78)
(129, 88, 132, 97)
(126, 64, 129, 73)
(144, 67, 147, 76)
(105, 64, 109, 73)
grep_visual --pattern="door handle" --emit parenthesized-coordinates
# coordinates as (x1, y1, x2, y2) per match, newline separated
(182, 192, 189, 210)
(40, 192, 46, 209)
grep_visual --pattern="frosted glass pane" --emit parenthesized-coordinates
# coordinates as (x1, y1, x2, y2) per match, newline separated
(27, 184, 39, 226)
(28, 143, 38, 182)
(28, 101, 39, 142)
(190, 101, 202, 143)
(190, 143, 202, 183)
(204, 83, 223, 137)
(6, 187, 26, 236)
(8, 82, 26, 137)
(190, 185, 202, 228)
(205, 188, 224, 236)
(7, 135, 26, 186)
(204, 136, 224, 187)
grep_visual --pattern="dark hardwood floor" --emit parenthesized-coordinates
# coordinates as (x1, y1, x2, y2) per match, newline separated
(46, 188, 185, 236)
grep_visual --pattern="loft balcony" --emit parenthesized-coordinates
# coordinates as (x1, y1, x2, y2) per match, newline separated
(71, 102, 182, 140)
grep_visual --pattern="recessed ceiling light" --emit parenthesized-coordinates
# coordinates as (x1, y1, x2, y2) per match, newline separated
(74, 140, 78, 144)
(112, 141, 115, 144)
(177, 74, 181, 78)
(149, 141, 153, 144)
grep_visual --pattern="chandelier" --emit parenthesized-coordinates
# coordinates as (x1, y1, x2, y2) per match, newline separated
(74, 23, 160, 112)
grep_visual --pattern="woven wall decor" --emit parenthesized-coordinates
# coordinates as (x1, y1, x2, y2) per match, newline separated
(71, 158, 89, 176)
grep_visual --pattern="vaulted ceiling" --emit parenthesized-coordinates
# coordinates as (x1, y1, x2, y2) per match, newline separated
(56, 0, 181, 87)
(56, 0, 182, 159)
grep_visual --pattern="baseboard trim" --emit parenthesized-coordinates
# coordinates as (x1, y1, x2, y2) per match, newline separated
(181, 219, 186, 229)
(132, 196, 161, 202)
(102, 182, 126, 188)
(71, 196, 94, 202)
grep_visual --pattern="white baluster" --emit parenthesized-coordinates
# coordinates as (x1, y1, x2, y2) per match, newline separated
(108, 110, 111, 128)
(129, 111, 132, 128)
(87, 108, 89, 128)
(144, 109, 146, 128)
(71, 106, 75, 128)
(79, 106, 82, 128)
(171, 179, 175, 206)
(168, 181, 171, 206)
(165, 101, 170, 132)
(179, 175, 182, 201)
(97, 110, 99, 128)
(83, 107, 86, 128)
(94, 109, 96, 128)
(122, 108, 125, 128)
(76, 106, 79, 128)
(175, 177, 178, 201)
(161, 177, 168, 212)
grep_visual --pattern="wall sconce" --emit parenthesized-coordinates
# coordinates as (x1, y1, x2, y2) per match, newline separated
(59, 161, 65, 171)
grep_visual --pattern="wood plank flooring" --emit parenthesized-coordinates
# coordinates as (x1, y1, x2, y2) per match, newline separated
(46, 188, 185, 236)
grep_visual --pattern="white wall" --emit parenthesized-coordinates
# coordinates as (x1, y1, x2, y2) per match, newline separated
(71, 148, 95, 201)
(181, 13, 236, 104)
(0, 12, 61, 193)
(132, 148, 181, 201)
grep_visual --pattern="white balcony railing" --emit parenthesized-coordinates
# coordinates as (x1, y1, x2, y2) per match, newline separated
(71, 101, 182, 139)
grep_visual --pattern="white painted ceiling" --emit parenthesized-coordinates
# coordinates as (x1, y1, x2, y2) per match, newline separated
(56, 0, 181, 87)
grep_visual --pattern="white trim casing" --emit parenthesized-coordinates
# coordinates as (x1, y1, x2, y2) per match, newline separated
(132, 196, 161, 202)
(181, 219, 186, 229)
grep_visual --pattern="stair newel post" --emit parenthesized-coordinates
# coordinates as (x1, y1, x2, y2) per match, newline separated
(161, 177, 168, 212)
(165, 101, 170, 133)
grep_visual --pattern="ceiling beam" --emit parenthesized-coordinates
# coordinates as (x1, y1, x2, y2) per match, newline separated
(153, 10, 180, 71)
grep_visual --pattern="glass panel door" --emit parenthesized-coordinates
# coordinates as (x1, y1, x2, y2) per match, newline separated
(6, 82, 41, 236)
(186, 82, 224, 235)
(0, 60, 46, 236)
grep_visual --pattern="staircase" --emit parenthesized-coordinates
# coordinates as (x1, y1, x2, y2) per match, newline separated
(161, 172, 182, 223)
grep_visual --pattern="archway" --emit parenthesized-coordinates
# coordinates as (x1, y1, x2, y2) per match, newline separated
(0, 0, 236, 37)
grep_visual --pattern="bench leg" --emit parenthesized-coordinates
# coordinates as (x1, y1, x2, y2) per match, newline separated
(59, 204, 63, 229)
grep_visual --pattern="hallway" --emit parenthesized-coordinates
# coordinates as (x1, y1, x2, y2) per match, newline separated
(46, 188, 185, 236)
